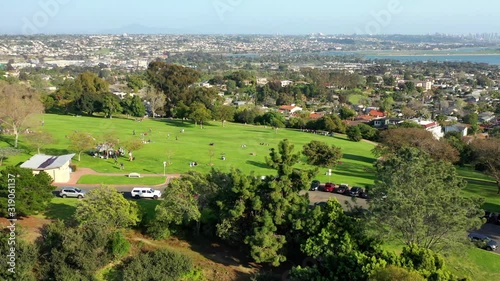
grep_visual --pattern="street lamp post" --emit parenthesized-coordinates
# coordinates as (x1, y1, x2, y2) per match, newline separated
(163, 161, 167, 176)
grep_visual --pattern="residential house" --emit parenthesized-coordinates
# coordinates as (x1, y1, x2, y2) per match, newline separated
(368, 110, 385, 118)
(410, 119, 444, 139)
(279, 104, 302, 115)
(20, 154, 76, 183)
(444, 124, 469, 137)
(478, 112, 496, 123)
(370, 118, 403, 129)
(280, 80, 293, 87)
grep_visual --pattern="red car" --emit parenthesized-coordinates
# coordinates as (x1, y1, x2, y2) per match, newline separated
(323, 183, 336, 192)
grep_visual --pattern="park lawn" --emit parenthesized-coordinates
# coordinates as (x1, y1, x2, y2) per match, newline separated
(35, 197, 80, 221)
(77, 175, 166, 185)
(382, 241, 500, 281)
(456, 166, 500, 212)
(0, 114, 377, 188)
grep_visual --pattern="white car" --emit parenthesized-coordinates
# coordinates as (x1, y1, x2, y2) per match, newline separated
(130, 187, 162, 200)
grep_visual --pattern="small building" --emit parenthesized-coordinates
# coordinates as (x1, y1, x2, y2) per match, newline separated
(410, 119, 444, 140)
(278, 104, 302, 115)
(445, 124, 469, 137)
(20, 154, 75, 183)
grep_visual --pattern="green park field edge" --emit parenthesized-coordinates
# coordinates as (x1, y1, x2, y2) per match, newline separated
(0, 113, 498, 211)
(76, 175, 166, 185)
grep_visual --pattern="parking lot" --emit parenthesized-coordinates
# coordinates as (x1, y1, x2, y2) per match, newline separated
(303, 190, 369, 210)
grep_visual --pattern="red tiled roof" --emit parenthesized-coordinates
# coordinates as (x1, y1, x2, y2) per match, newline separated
(368, 110, 385, 118)
(422, 122, 438, 129)
(279, 105, 296, 111)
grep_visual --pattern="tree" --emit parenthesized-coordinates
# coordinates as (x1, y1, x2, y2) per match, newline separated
(0, 229, 37, 281)
(374, 128, 459, 163)
(24, 131, 54, 154)
(369, 265, 425, 281)
(68, 131, 95, 161)
(463, 113, 479, 135)
(0, 147, 22, 166)
(74, 92, 100, 115)
(146, 62, 200, 116)
(0, 82, 44, 148)
(0, 166, 54, 217)
(347, 125, 363, 142)
(489, 126, 500, 138)
(126, 75, 144, 93)
(370, 148, 483, 250)
(291, 199, 390, 281)
(37, 221, 116, 281)
(123, 138, 144, 160)
(302, 140, 343, 168)
(147, 177, 201, 239)
(213, 105, 235, 127)
(100, 93, 122, 119)
(145, 86, 166, 118)
(471, 138, 500, 194)
(121, 249, 193, 281)
(339, 106, 357, 120)
(74, 185, 140, 229)
(189, 102, 211, 128)
(122, 95, 145, 117)
(357, 123, 379, 141)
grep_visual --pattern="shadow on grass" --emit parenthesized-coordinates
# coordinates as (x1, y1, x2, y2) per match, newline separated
(44, 148, 71, 155)
(483, 202, 500, 213)
(44, 202, 77, 222)
(246, 160, 270, 169)
(342, 153, 376, 164)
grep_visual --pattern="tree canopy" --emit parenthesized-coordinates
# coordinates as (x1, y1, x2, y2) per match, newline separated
(302, 140, 343, 168)
(370, 148, 483, 250)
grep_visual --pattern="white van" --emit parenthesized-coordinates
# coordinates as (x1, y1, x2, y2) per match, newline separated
(130, 187, 162, 200)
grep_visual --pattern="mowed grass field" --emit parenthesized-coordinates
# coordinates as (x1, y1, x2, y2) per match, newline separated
(2, 114, 377, 187)
(0, 114, 498, 211)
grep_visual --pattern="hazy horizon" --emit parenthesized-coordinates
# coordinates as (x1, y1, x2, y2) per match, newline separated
(1, 0, 500, 36)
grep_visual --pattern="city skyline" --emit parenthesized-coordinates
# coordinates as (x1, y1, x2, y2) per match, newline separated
(1, 0, 500, 35)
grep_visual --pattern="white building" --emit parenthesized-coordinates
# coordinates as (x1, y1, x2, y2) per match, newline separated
(21, 154, 76, 183)
(444, 124, 468, 137)
(411, 119, 444, 140)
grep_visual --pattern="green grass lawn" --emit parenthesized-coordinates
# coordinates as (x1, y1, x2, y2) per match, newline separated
(456, 166, 500, 212)
(382, 241, 500, 281)
(1, 114, 377, 187)
(35, 197, 80, 221)
(77, 175, 166, 185)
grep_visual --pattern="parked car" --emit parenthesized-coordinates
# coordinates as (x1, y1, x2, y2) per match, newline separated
(349, 186, 363, 197)
(323, 183, 335, 192)
(359, 189, 370, 199)
(131, 187, 162, 200)
(60, 187, 86, 199)
(468, 233, 498, 251)
(335, 183, 349, 194)
(310, 180, 321, 191)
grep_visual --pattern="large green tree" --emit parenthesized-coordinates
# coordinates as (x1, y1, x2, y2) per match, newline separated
(370, 148, 483, 250)
(146, 62, 201, 116)
(74, 185, 140, 229)
(147, 176, 201, 239)
(189, 102, 212, 128)
(213, 105, 235, 127)
(302, 140, 343, 168)
(0, 166, 55, 217)
(471, 138, 500, 194)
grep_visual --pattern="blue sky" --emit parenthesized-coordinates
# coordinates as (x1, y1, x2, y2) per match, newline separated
(1, 0, 499, 35)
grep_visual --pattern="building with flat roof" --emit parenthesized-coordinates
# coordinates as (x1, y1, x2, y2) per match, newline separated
(20, 154, 75, 183)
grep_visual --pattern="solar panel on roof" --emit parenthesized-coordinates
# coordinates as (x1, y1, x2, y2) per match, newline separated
(38, 156, 57, 169)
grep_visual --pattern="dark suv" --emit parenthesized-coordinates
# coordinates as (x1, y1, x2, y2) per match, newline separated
(310, 180, 321, 191)
(335, 184, 349, 194)
(468, 233, 498, 251)
(349, 186, 363, 197)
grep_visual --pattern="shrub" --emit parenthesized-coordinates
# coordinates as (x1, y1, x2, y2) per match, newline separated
(122, 249, 193, 281)
(109, 231, 130, 259)
(69, 163, 77, 172)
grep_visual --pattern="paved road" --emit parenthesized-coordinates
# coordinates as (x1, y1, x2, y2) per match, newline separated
(303, 190, 369, 210)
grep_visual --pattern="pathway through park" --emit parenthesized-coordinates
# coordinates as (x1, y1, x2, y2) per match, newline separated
(52, 167, 181, 188)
